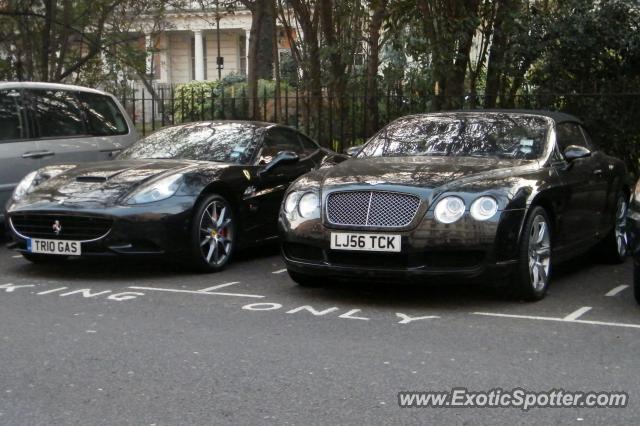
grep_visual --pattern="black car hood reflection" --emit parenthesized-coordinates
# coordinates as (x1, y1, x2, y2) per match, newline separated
(319, 156, 535, 191)
(17, 159, 215, 208)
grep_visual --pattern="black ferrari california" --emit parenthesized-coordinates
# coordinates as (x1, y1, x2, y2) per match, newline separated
(279, 111, 629, 300)
(5, 121, 346, 272)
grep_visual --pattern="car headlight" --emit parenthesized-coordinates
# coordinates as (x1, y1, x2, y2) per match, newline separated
(12, 171, 38, 200)
(126, 174, 183, 205)
(470, 196, 498, 221)
(298, 192, 320, 219)
(434, 196, 465, 224)
(284, 191, 302, 214)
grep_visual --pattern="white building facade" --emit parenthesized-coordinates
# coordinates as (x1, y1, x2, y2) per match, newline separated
(138, 3, 253, 86)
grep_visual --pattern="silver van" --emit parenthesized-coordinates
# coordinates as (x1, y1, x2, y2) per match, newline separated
(0, 82, 138, 222)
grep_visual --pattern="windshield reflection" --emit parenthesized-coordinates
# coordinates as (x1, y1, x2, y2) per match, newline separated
(119, 122, 263, 164)
(359, 113, 549, 160)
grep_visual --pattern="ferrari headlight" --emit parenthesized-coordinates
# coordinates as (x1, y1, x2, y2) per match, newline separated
(470, 196, 498, 221)
(127, 174, 183, 204)
(284, 191, 302, 214)
(298, 192, 320, 219)
(434, 196, 465, 224)
(12, 171, 38, 200)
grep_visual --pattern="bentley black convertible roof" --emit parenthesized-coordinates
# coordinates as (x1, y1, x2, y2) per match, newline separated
(475, 109, 582, 124)
(411, 109, 582, 125)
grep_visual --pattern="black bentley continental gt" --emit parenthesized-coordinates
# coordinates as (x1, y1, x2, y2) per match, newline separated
(279, 111, 629, 300)
(5, 121, 346, 272)
(627, 179, 640, 304)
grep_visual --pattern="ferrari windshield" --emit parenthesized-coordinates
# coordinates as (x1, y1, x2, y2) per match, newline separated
(119, 122, 263, 164)
(358, 114, 550, 160)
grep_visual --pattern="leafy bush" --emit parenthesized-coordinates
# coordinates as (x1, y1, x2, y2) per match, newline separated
(172, 77, 297, 123)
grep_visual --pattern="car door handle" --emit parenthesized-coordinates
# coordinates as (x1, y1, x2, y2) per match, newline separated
(593, 169, 603, 176)
(22, 150, 55, 159)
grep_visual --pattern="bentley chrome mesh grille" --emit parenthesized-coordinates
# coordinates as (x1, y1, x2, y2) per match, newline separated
(326, 191, 420, 228)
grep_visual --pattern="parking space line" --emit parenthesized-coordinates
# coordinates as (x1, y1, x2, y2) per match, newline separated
(199, 282, 240, 292)
(128, 286, 264, 299)
(272, 269, 287, 274)
(12, 255, 22, 259)
(605, 285, 629, 297)
(36, 287, 68, 295)
(563, 307, 592, 321)
(473, 312, 640, 330)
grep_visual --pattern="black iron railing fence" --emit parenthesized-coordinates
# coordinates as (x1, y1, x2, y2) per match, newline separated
(122, 86, 640, 154)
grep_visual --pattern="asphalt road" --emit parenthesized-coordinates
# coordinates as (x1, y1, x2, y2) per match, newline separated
(1, 236, 639, 425)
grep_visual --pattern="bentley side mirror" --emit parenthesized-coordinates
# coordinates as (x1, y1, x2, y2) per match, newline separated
(258, 151, 300, 177)
(345, 145, 363, 157)
(563, 145, 592, 162)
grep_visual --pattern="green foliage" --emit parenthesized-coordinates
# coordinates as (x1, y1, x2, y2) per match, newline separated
(529, 0, 640, 174)
(172, 77, 297, 122)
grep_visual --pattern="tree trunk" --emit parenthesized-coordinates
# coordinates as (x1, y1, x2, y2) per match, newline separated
(365, 0, 387, 135)
(245, 0, 276, 119)
(41, 0, 57, 81)
(485, 0, 515, 108)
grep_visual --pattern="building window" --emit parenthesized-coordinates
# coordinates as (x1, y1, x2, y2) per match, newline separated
(191, 36, 207, 80)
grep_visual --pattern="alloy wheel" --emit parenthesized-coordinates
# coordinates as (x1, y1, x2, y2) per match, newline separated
(528, 215, 551, 291)
(614, 195, 628, 257)
(199, 200, 233, 266)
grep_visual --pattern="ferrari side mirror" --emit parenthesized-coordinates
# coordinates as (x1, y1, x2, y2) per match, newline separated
(258, 151, 300, 177)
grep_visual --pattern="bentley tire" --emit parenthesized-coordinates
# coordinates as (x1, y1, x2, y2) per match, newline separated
(513, 206, 552, 301)
(598, 193, 628, 264)
(187, 194, 235, 273)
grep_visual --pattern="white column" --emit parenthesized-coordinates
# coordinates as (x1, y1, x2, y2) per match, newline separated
(160, 33, 170, 83)
(145, 34, 153, 76)
(245, 29, 250, 77)
(194, 29, 205, 81)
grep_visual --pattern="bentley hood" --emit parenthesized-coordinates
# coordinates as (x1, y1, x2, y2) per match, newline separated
(315, 156, 536, 192)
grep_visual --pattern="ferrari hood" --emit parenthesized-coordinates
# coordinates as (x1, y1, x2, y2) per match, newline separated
(16, 159, 201, 208)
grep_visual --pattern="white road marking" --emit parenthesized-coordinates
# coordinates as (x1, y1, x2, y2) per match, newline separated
(36, 287, 68, 295)
(12, 255, 21, 259)
(128, 286, 264, 299)
(563, 306, 592, 321)
(396, 313, 441, 324)
(473, 311, 640, 330)
(339, 309, 370, 321)
(199, 282, 240, 292)
(605, 285, 629, 297)
(272, 269, 287, 274)
(0, 283, 34, 292)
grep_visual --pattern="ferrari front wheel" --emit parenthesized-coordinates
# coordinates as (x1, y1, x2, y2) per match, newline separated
(187, 194, 236, 273)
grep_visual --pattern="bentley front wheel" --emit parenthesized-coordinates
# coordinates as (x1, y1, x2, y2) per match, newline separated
(513, 206, 551, 301)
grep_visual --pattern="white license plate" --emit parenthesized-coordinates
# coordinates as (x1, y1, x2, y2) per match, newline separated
(27, 239, 82, 256)
(330, 232, 401, 252)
